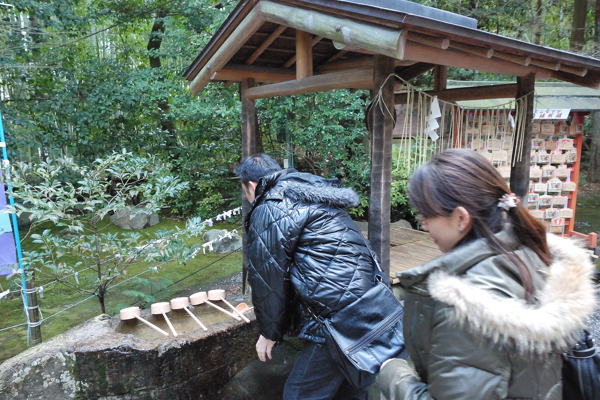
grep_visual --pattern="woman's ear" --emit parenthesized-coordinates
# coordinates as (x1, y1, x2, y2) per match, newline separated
(454, 206, 472, 233)
(248, 181, 258, 191)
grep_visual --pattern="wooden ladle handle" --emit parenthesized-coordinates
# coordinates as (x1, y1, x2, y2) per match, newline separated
(183, 307, 208, 331)
(134, 315, 169, 336)
(205, 300, 242, 321)
(162, 312, 178, 337)
(220, 297, 251, 323)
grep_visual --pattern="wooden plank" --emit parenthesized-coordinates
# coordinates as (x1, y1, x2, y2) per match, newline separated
(402, 41, 552, 80)
(215, 63, 296, 83)
(317, 55, 374, 73)
(244, 67, 373, 99)
(190, 7, 265, 96)
(245, 25, 287, 65)
(295, 30, 313, 79)
(368, 54, 396, 277)
(395, 83, 518, 104)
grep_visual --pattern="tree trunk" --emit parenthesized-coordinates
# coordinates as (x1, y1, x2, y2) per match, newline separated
(147, 11, 176, 150)
(534, 0, 543, 45)
(571, 0, 587, 51)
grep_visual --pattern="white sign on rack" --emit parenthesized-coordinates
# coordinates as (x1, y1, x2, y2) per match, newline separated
(533, 109, 570, 120)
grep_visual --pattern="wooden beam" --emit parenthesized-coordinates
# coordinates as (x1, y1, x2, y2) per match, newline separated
(316, 55, 374, 73)
(394, 62, 434, 82)
(240, 78, 257, 294)
(282, 36, 323, 69)
(551, 69, 600, 89)
(394, 83, 518, 104)
(449, 42, 493, 58)
(510, 73, 535, 201)
(259, 0, 407, 59)
(368, 55, 396, 277)
(190, 7, 265, 96)
(493, 50, 531, 66)
(214, 63, 296, 83)
(407, 31, 449, 49)
(296, 30, 313, 79)
(434, 65, 447, 92)
(244, 67, 374, 99)
(529, 58, 560, 71)
(245, 25, 287, 65)
(402, 41, 552, 80)
(559, 64, 588, 77)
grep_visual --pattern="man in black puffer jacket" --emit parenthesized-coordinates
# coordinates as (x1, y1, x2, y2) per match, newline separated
(236, 154, 386, 399)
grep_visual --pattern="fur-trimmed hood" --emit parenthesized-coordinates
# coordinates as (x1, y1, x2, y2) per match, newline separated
(402, 233, 597, 354)
(256, 169, 360, 209)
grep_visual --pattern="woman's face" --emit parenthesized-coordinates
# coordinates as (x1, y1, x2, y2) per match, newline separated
(420, 207, 471, 253)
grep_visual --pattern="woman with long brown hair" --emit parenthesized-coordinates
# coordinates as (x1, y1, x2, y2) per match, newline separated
(377, 149, 596, 400)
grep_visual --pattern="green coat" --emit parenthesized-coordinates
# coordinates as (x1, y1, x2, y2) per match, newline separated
(377, 231, 597, 400)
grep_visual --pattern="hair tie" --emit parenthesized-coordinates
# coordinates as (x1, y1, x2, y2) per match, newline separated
(498, 193, 519, 211)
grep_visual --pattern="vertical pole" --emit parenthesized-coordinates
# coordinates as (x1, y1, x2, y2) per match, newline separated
(296, 30, 313, 79)
(434, 65, 447, 92)
(0, 110, 42, 344)
(368, 55, 395, 277)
(240, 79, 256, 294)
(510, 73, 535, 200)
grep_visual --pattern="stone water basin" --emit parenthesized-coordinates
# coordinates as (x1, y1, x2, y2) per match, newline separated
(117, 297, 253, 340)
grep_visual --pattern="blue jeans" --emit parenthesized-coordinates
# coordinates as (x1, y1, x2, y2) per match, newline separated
(283, 341, 373, 400)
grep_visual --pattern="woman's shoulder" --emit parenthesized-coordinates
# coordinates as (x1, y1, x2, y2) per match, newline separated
(426, 235, 597, 353)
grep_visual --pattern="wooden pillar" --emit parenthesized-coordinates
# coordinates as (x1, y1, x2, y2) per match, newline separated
(368, 55, 395, 276)
(240, 79, 256, 294)
(25, 280, 42, 345)
(433, 65, 447, 92)
(296, 30, 313, 79)
(510, 73, 535, 200)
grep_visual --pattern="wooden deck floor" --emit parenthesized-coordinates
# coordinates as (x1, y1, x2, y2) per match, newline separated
(362, 226, 442, 284)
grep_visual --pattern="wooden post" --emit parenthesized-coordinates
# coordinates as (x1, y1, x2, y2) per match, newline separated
(510, 73, 535, 200)
(25, 280, 42, 345)
(433, 65, 447, 92)
(296, 30, 313, 79)
(240, 79, 256, 294)
(368, 55, 395, 277)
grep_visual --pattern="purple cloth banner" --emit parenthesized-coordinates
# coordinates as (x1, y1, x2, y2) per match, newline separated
(0, 169, 17, 275)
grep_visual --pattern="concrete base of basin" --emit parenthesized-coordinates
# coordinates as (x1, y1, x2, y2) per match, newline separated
(0, 308, 259, 399)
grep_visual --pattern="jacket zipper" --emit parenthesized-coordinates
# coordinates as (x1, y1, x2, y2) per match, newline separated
(339, 305, 404, 355)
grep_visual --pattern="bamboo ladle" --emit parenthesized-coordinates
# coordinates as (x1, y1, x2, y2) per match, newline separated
(235, 303, 254, 315)
(208, 289, 251, 323)
(120, 306, 169, 337)
(170, 297, 208, 332)
(189, 291, 241, 321)
(151, 302, 178, 337)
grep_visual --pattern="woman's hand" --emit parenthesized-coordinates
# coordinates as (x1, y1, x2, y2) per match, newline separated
(256, 334, 277, 362)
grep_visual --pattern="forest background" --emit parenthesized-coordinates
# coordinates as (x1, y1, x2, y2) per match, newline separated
(1, 0, 600, 359)
(2, 0, 600, 222)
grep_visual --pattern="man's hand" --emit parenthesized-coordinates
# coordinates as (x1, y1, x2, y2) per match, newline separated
(256, 335, 277, 362)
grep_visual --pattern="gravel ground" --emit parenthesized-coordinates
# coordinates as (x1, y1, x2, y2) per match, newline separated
(588, 289, 600, 344)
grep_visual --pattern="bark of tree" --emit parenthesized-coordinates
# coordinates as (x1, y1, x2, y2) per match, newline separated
(147, 11, 176, 151)
(534, 0, 543, 45)
(570, 0, 587, 51)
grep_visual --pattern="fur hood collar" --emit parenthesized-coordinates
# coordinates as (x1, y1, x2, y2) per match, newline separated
(407, 234, 597, 353)
(257, 169, 360, 209)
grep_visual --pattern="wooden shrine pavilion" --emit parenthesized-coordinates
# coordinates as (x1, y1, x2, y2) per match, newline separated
(184, 0, 600, 277)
